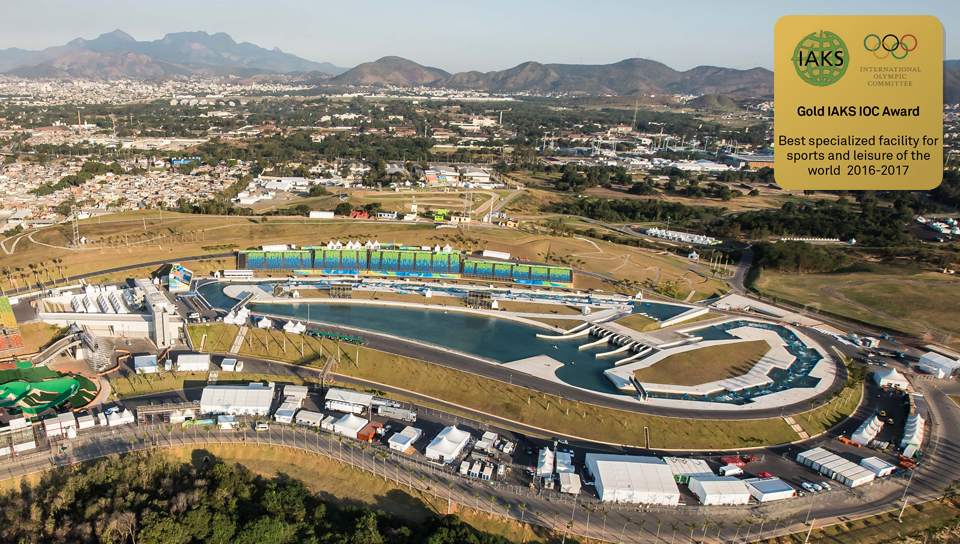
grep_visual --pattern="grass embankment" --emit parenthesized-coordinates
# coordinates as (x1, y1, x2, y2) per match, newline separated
(183, 324, 856, 449)
(14, 322, 65, 353)
(632, 340, 771, 386)
(761, 501, 960, 543)
(615, 314, 659, 332)
(110, 371, 322, 399)
(795, 361, 866, 437)
(752, 264, 960, 337)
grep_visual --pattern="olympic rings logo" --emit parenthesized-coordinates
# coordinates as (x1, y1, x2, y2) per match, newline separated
(863, 34, 917, 59)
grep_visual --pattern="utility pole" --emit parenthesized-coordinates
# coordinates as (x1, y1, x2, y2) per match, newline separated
(804, 519, 816, 543)
(898, 469, 916, 522)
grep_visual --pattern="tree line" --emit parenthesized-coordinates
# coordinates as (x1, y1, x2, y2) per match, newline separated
(0, 451, 512, 544)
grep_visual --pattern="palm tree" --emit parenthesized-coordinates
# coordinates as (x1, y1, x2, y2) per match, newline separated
(655, 518, 663, 543)
(601, 509, 609, 536)
(757, 516, 768, 539)
(552, 510, 560, 531)
(636, 519, 645, 543)
(620, 516, 633, 542)
(473, 492, 480, 510)
(701, 520, 711, 541)
(733, 519, 745, 542)
(584, 506, 593, 536)
(744, 519, 756, 541)
(669, 522, 679, 544)
(715, 521, 726, 541)
(488, 494, 497, 514)
(685, 521, 698, 543)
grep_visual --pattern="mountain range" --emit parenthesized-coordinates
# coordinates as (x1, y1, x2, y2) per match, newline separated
(0, 30, 347, 78)
(0, 31, 957, 101)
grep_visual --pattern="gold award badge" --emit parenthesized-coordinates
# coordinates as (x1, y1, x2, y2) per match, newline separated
(774, 15, 943, 190)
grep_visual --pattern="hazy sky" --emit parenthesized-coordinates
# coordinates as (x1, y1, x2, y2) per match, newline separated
(2, 0, 956, 72)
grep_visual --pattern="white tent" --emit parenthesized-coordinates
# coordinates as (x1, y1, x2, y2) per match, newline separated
(919, 352, 960, 376)
(537, 448, 555, 478)
(745, 478, 795, 502)
(689, 476, 751, 505)
(851, 415, 883, 446)
(555, 452, 575, 474)
(200, 383, 275, 416)
(425, 425, 471, 463)
(874, 368, 909, 389)
(559, 472, 582, 495)
(257, 317, 273, 329)
(283, 321, 307, 334)
(332, 414, 368, 439)
(585, 454, 681, 505)
(901, 413, 925, 449)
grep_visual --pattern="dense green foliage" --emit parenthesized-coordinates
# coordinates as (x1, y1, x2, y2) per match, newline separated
(0, 451, 510, 544)
(931, 170, 960, 209)
(711, 193, 936, 246)
(753, 241, 849, 273)
(547, 197, 722, 224)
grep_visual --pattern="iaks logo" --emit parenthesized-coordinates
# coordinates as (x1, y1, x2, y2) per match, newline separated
(792, 30, 849, 86)
(864, 34, 917, 59)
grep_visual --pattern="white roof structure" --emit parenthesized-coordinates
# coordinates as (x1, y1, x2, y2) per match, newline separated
(585, 454, 681, 505)
(425, 425, 471, 463)
(797, 448, 876, 487)
(861, 456, 896, 477)
(537, 448, 555, 478)
(902, 413, 925, 448)
(257, 317, 273, 329)
(133, 355, 159, 373)
(295, 410, 325, 427)
(851, 415, 883, 446)
(555, 452, 575, 474)
(273, 400, 300, 423)
(108, 409, 135, 427)
(874, 368, 909, 388)
(282, 385, 309, 402)
(177, 353, 211, 372)
(332, 414, 368, 439)
(744, 478, 795, 502)
(664, 457, 713, 482)
(689, 476, 751, 505)
(283, 321, 307, 334)
(559, 472, 582, 495)
(325, 388, 374, 407)
(388, 426, 423, 452)
(200, 383, 275, 416)
(919, 352, 960, 375)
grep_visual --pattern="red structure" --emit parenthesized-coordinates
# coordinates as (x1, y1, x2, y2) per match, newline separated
(349, 210, 369, 219)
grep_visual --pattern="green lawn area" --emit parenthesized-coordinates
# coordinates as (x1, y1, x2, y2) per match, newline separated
(633, 340, 770, 386)
(751, 264, 960, 337)
(182, 324, 862, 449)
(951, 395, 960, 409)
(615, 313, 659, 332)
(110, 371, 321, 399)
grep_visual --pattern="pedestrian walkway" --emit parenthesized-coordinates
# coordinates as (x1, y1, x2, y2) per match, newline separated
(783, 416, 809, 439)
(229, 326, 246, 354)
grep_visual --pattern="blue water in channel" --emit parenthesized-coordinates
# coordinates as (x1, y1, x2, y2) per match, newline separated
(197, 283, 821, 403)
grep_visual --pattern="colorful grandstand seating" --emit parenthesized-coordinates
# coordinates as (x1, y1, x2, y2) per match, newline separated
(283, 253, 301, 269)
(0, 296, 17, 329)
(494, 264, 512, 280)
(531, 266, 550, 282)
(513, 265, 531, 280)
(399, 251, 416, 272)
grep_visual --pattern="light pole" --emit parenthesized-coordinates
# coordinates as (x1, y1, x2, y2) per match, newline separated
(898, 468, 916, 522)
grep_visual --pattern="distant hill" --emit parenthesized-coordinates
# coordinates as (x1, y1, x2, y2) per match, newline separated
(946, 67, 960, 104)
(945, 59, 960, 69)
(686, 94, 739, 112)
(0, 30, 346, 78)
(332, 56, 450, 86)
(332, 56, 773, 98)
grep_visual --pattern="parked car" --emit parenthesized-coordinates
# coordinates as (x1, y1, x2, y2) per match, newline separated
(256, 423, 269, 432)
(879, 411, 887, 418)
(820, 481, 832, 491)
(811, 483, 823, 492)
(801, 482, 816, 492)
(757, 472, 773, 478)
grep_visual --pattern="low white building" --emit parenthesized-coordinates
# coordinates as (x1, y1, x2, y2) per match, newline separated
(200, 383, 275, 416)
(295, 410, 325, 428)
(108, 410, 135, 427)
(134, 355, 159, 374)
(177, 353, 211, 373)
(918, 352, 960, 377)
(559, 472, 582, 495)
(584, 454, 681, 505)
(43, 412, 77, 438)
(388, 426, 423, 453)
(221, 358, 244, 372)
(425, 425, 471, 464)
(689, 476, 751, 505)
(861, 456, 896, 477)
(744, 478, 795, 502)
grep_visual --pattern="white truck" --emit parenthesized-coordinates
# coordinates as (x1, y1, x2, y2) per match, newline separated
(377, 405, 417, 422)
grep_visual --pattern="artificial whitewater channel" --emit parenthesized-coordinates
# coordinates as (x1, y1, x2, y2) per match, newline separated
(197, 282, 822, 404)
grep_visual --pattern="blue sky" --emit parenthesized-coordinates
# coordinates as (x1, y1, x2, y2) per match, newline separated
(2, 0, 956, 72)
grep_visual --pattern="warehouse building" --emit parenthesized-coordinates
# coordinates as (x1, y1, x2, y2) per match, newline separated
(797, 448, 876, 488)
(200, 383, 275, 416)
(559, 472, 582, 495)
(273, 385, 309, 424)
(425, 425, 471, 464)
(43, 412, 77, 438)
(584, 454, 681, 505)
(689, 476, 751, 505)
(744, 478, 796, 502)
(918, 352, 960, 377)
